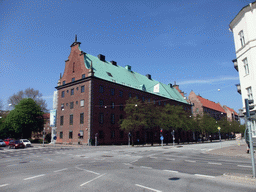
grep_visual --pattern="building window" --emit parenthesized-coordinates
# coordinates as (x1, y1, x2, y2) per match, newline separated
(119, 104, 124, 111)
(129, 93, 132, 98)
(79, 130, 84, 139)
(111, 130, 115, 138)
(60, 131, 63, 139)
(80, 113, 84, 124)
(99, 85, 104, 93)
(81, 86, 85, 93)
(82, 74, 85, 78)
(119, 91, 123, 97)
(70, 102, 74, 109)
(71, 88, 74, 95)
(99, 131, 104, 139)
(247, 87, 253, 100)
(111, 102, 115, 109)
(72, 77, 75, 82)
(99, 113, 104, 124)
(69, 131, 73, 139)
(153, 100, 156, 104)
(111, 114, 115, 124)
(61, 91, 65, 98)
(99, 100, 104, 107)
(148, 98, 151, 102)
(120, 131, 124, 138)
(111, 88, 115, 96)
(158, 101, 161, 105)
(142, 97, 145, 102)
(70, 114, 73, 125)
(136, 95, 138, 99)
(62, 81, 65, 85)
(80, 99, 84, 107)
(60, 116, 64, 126)
(76, 101, 78, 105)
(243, 58, 249, 75)
(239, 30, 245, 47)
(61, 103, 64, 111)
(120, 115, 123, 120)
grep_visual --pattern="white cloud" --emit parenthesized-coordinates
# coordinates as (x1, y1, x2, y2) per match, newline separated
(178, 76, 239, 85)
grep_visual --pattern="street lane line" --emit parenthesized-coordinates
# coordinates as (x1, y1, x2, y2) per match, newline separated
(80, 173, 106, 187)
(163, 170, 179, 173)
(135, 184, 162, 192)
(194, 174, 215, 178)
(140, 166, 152, 169)
(129, 159, 138, 163)
(165, 158, 175, 161)
(75, 166, 100, 175)
(24, 174, 46, 180)
(150, 157, 158, 159)
(54, 168, 68, 172)
(238, 165, 252, 168)
(0, 184, 9, 188)
(123, 163, 132, 166)
(7, 164, 18, 167)
(185, 160, 196, 163)
(208, 162, 222, 165)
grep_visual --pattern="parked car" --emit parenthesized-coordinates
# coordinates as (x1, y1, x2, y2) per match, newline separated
(0, 139, 6, 147)
(20, 139, 32, 147)
(4, 138, 12, 146)
(9, 140, 25, 149)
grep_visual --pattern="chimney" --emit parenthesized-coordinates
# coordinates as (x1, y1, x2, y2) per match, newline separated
(110, 61, 117, 66)
(146, 74, 151, 80)
(125, 65, 131, 72)
(168, 83, 173, 88)
(98, 54, 105, 62)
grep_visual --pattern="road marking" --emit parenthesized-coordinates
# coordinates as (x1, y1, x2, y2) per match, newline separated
(208, 162, 222, 165)
(0, 184, 9, 188)
(54, 168, 68, 172)
(7, 164, 18, 167)
(24, 174, 46, 180)
(163, 170, 179, 173)
(135, 184, 162, 192)
(140, 166, 152, 169)
(194, 174, 215, 179)
(150, 157, 158, 159)
(238, 165, 252, 168)
(185, 160, 196, 163)
(80, 173, 106, 187)
(123, 163, 132, 166)
(165, 158, 175, 161)
(129, 159, 138, 163)
(76, 166, 100, 175)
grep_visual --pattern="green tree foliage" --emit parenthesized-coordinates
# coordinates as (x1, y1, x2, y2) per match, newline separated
(3, 98, 44, 139)
(120, 97, 146, 145)
(199, 113, 217, 137)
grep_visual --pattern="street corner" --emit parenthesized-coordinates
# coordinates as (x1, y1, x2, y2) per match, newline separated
(222, 173, 256, 185)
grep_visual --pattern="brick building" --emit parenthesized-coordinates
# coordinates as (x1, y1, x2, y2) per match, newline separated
(55, 37, 191, 145)
(222, 105, 239, 122)
(188, 91, 227, 120)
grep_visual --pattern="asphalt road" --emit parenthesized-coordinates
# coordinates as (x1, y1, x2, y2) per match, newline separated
(0, 141, 255, 192)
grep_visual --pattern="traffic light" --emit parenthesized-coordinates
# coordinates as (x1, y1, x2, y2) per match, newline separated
(160, 129, 163, 136)
(245, 99, 255, 118)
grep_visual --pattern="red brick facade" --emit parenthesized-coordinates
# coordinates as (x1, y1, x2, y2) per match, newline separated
(55, 40, 192, 145)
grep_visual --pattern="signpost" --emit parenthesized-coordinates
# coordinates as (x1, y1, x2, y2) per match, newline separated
(128, 132, 131, 147)
(95, 133, 98, 146)
(171, 130, 175, 147)
(160, 136, 164, 147)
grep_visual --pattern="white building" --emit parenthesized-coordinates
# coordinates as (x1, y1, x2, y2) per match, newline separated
(229, 2, 256, 138)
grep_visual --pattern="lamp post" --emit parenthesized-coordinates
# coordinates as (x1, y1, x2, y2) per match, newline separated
(172, 130, 175, 147)
(128, 132, 131, 147)
(43, 127, 45, 147)
(95, 133, 98, 146)
(217, 126, 221, 148)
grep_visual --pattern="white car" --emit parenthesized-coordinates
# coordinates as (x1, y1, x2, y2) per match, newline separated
(20, 139, 32, 147)
(0, 139, 6, 147)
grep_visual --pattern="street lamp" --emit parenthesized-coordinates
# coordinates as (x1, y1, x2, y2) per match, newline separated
(43, 127, 45, 147)
(217, 126, 221, 148)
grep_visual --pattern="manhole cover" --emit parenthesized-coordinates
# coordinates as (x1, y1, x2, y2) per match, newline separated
(169, 177, 180, 181)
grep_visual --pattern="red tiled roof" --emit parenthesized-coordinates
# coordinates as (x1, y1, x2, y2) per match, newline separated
(225, 106, 238, 116)
(197, 96, 226, 113)
(43, 113, 50, 119)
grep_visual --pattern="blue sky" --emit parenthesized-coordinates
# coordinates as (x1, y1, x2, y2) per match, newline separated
(0, 0, 252, 113)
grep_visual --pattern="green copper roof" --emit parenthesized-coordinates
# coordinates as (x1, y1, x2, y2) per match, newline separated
(84, 54, 188, 104)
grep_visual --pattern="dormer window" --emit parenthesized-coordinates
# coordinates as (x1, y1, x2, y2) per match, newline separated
(106, 72, 112, 77)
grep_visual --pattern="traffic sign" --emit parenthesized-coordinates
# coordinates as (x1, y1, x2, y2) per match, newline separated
(53, 136, 57, 140)
(160, 136, 164, 141)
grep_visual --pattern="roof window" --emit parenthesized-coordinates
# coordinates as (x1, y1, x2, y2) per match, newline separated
(98, 54, 105, 62)
(106, 72, 113, 77)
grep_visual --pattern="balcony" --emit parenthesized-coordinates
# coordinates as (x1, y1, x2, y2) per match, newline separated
(232, 59, 238, 71)
(236, 84, 241, 94)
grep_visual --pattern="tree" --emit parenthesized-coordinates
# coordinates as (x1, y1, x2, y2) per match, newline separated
(120, 97, 146, 146)
(199, 113, 217, 141)
(8, 88, 48, 112)
(3, 98, 44, 139)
